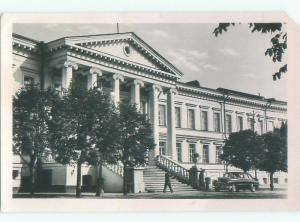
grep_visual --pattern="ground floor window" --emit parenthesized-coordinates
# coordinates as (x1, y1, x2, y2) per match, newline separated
(159, 141, 166, 156)
(273, 178, 279, 184)
(188, 143, 196, 162)
(215, 145, 222, 164)
(176, 143, 182, 162)
(202, 144, 209, 164)
(263, 178, 268, 184)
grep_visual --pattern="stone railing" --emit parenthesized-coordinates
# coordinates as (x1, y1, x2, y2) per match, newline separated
(103, 162, 124, 177)
(156, 155, 190, 184)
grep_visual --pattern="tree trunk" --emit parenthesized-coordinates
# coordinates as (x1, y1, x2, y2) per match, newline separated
(254, 168, 257, 180)
(29, 166, 35, 197)
(270, 172, 274, 191)
(76, 162, 82, 198)
(95, 161, 103, 197)
(123, 167, 127, 196)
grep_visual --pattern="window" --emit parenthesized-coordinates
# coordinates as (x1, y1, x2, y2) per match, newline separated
(215, 146, 222, 164)
(202, 144, 209, 164)
(248, 117, 254, 131)
(263, 178, 268, 184)
(225, 114, 232, 133)
(237, 116, 243, 131)
(140, 101, 147, 115)
(273, 178, 279, 184)
(24, 75, 35, 87)
(158, 105, 166, 126)
(201, 110, 208, 131)
(82, 175, 92, 186)
(175, 107, 181, 128)
(213, 112, 221, 132)
(187, 109, 195, 129)
(159, 141, 166, 155)
(12, 170, 19, 179)
(188, 144, 196, 162)
(285, 178, 288, 183)
(176, 143, 182, 162)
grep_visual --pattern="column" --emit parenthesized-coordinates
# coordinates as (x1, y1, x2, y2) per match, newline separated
(149, 85, 162, 157)
(231, 112, 237, 132)
(61, 61, 78, 89)
(110, 73, 124, 105)
(130, 79, 144, 110)
(195, 106, 201, 130)
(87, 67, 102, 89)
(181, 139, 189, 163)
(167, 88, 177, 160)
(208, 108, 214, 132)
(196, 141, 201, 163)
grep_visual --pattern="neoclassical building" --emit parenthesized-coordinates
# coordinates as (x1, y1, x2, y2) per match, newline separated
(12, 32, 287, 193)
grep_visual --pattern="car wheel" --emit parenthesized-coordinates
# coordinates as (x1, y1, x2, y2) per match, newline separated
(250, 184, 256, 192)
(231, 184, 237, 192)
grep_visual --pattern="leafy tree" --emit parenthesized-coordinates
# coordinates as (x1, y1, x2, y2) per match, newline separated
(213, 23, 287, 80)
(259, 123, 287, 190)
(220, 130, 264, 174)
(49, 81, 119, 198)
(117, 101, 155, 195)
(13, 84, 59, 196)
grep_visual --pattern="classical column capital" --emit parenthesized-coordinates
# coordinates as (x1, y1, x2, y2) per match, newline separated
(167, 88, 178, 95)
(131, 79, 144, 87)
(151, 84, 162, 93)
(90, 67, 103, 76)
(63, 60, 78, 70)
(112, 73, 124, 82)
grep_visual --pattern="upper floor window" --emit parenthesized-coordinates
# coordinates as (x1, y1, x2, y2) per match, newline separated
(158, 105, 166, 126)
(225, 114, 232, 133)
(159, 141, 166, 156)
(176, 142, 182, 162)
(187, 109, 195, 129)
(202, 144, 210, 164)
(175, 107, 181, 128)
(23, 75, 35, 87)
(213, 112, 221, 132)
(237, 116, 243, 131)
(248, 117, 255, 131)
(258, 119, 264, 135)
(188, 143, 196, 162)
(201, 110, 208, 131)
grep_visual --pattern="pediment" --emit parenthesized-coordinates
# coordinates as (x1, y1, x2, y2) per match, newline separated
(64, 32, 183, 78)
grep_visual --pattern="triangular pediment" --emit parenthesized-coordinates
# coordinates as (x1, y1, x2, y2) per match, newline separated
(64, 32, 183, 78)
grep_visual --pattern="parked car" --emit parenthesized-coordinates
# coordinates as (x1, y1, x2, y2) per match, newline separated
(213, 172, 259, 192)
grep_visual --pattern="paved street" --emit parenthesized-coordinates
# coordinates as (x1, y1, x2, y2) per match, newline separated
(14, 188, 287, 199)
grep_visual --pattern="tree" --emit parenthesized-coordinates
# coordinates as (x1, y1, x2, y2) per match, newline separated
(13, 84, 59, 196)
(117, 101, 155, 195)
(213, 23, 287, 80)
(49, 81, 118, 198)
(220, 130, 264, 173)
(259, 123, 287, 190)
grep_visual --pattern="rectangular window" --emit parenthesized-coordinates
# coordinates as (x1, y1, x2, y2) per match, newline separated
(140, 101, 147, 115)
(12, 170, 19, 179)
(225, 114, 232, 133)
(213, 112, 221, 132)
(24, 75, 35, 87)
(263, 178, 268, 184)
(237, 116, 243, 131)
(215, 146, 222, 164)
(188, 144, 196, 162)
(201, 110, 208, 131)
(187, 109, 195, 129)
(159, 141, 166, 156)
(158, 105, 166, 126)
(248, 117, 254, 131)
(176, 143, 182, 162)
(175, 107, 181, 128)
(273, 178, 279, 184)
(202, 144, 209, 164)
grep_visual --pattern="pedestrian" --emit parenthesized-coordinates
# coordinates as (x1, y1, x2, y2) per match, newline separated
(199, 169, 205, 191)
(163, 172, 174, 193)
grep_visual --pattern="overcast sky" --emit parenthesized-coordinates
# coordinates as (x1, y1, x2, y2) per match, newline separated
(14, 23, 287, 101)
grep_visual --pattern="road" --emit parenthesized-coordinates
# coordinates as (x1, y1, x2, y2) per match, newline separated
(14, 188, 287, 199)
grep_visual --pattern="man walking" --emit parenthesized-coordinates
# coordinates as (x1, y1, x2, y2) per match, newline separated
(163, 172, 174, 193)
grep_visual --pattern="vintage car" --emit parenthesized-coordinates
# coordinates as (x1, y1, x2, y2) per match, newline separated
(213, 172, 259, 192)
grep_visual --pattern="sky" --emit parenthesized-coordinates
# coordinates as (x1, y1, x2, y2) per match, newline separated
(14, 23, 287, 101)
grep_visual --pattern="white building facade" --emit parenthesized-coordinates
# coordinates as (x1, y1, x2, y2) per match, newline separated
(12, 32, 287, 193)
